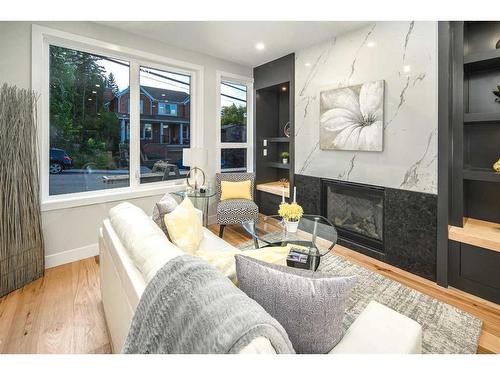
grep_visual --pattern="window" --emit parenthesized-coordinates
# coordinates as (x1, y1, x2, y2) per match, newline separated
(34, 26, 204, 209)
(139, 66, 191, 184)
(158, 102, 177, 116)
(142, 123, 152, 140)
(216, 72, 253, 173)
(221, 148, 247, 172)
(48, 45, 130, 195)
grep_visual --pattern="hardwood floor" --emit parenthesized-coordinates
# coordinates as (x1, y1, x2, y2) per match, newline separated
(0, 256, 111, 354)
(0, 219, 498, 354)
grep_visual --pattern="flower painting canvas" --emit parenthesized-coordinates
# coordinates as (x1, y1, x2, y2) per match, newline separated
(319, 80, 384, 151)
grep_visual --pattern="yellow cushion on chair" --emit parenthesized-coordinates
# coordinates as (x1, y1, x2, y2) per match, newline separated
(164, 197, 203, 254)
(220, 180, 252, 201)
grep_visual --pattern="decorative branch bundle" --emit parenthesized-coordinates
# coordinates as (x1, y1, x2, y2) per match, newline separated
(0, 84, 44, 297)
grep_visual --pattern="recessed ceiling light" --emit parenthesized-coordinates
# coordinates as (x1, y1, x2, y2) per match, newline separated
(281, 86, 287, 92)
(367, 42, 376, 48)
(305, 62, 312, 67)
(95, 84, 100, 87)
(255, 42, 265, 51)
(92, 90, 97, 94)
(88, 98, 92, 101)
(403, 65, 411, 73)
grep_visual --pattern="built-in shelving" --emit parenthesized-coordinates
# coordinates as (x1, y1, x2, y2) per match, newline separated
(256, 181, 290, 198)
(266, 162, 290, 170)
(464, 112, 500, 124)
(449, 217, 500, 253)
(254, 54, 294, 215)
(462, 167, 500, 182)
(464, 49, 500, 71)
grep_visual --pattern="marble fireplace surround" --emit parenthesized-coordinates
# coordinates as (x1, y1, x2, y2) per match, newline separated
(295, 174, 437, 281)
(294, 21, 438, 195)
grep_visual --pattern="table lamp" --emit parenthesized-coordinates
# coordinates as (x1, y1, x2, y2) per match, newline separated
(182, 148, 207, 191)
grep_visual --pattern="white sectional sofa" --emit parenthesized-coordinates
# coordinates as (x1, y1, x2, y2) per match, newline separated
(99, 202, 422, 354)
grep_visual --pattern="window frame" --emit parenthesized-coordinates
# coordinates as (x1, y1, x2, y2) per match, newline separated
(215, 70, 254, 173)
(32, 25, 204, 211)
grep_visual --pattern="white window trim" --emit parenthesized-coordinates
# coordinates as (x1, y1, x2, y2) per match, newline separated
(215, 70, 254, 173)
(32, 25, 204, 211)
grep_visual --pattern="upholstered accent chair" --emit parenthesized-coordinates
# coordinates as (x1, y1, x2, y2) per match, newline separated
(216, 172, 259, 243)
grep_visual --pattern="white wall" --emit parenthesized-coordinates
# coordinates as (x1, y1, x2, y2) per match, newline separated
(0, 21, 252, 267)
(295, 21, 438, 194)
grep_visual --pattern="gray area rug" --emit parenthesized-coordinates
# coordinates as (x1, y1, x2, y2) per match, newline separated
(238, 233, 482, 354)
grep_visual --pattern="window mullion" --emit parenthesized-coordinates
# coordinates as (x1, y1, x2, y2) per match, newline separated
(129, 62, 141, 188)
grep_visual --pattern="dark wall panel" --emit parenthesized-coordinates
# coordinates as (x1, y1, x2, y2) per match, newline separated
(449, 240, 500, 304)
(385, 188, 437, 281)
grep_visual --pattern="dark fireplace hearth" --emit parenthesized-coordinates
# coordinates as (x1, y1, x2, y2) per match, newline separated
(321, 179, 384, 256)
(295, 174, 437, 281)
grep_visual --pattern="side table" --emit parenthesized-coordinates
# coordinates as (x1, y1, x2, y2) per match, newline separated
(172, 189, 216, 227)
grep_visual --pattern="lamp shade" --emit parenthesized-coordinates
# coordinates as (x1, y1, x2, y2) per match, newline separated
(182, 147, 207, 168)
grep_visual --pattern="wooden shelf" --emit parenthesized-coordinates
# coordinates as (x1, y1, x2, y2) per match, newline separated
(462, 167, 500, 182)
(266, 162, 290, 170)
(266, 137, 290, 143)
(449, 217, 500, 253)
(256, 181, 290, 198)
(464, 112, 500, 125)
(464, 49, 500, 71)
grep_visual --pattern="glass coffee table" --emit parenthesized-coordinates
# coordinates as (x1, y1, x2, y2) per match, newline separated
(241, 214, 338, 270)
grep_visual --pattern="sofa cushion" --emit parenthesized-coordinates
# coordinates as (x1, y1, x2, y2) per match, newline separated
(109, 202, 183, 283)
(152, 193, 179, 238)
(328, 301, 422, 354)
(216, 199, 259, 225)
(164, 197, 203, 254)
(235, 255, 357, 354)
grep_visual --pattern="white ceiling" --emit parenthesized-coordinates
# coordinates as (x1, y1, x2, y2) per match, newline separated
(96, 21, 371, 67)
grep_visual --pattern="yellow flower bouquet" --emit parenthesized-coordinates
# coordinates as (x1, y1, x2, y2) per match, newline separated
(278, 202, 304, 233)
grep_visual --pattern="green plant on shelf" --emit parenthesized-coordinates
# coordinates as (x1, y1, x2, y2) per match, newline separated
(280, 151, 289, 164)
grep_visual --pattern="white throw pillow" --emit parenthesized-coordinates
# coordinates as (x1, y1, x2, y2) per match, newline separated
(164, 197, 203, 254)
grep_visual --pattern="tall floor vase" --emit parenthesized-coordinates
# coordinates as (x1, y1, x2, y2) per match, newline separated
(0, 84, 44, 297)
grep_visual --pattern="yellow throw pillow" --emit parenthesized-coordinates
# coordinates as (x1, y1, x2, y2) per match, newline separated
(164, 197, 203, 254)
(220, 180, 252, 201)
(195, 246, 290, 284)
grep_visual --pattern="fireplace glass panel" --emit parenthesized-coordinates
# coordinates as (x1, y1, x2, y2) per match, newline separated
(326, 183, 384, 242)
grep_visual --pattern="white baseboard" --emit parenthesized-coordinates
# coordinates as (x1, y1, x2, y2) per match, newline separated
(45, 243, 99, 269)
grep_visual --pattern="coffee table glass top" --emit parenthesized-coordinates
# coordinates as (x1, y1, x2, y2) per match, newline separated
(241, 214, 338, 256)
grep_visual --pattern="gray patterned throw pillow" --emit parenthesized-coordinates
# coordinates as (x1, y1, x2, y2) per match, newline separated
(235, 255, 357, 354)
(152, 193, 179, 239)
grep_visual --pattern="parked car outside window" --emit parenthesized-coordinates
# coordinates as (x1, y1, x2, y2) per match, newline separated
(49, 148, 73, 174)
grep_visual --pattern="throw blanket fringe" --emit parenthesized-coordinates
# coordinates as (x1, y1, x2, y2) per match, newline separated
(122, 255, 295, 354)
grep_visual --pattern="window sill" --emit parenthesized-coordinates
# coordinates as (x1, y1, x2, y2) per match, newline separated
(41, 180, 187, 212)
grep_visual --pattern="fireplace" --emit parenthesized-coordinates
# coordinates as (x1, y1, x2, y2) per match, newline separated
(321, 179, 384, 255)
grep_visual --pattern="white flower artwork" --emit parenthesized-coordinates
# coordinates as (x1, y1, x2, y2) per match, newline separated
(319, 80, 384, 151)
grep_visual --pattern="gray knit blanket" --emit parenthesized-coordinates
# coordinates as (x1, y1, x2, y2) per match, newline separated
(122, 255, 295, 354)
